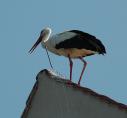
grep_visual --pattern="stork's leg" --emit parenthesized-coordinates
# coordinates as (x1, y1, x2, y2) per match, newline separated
(68, 55, 73, 84)
(78, 57, 87, 85)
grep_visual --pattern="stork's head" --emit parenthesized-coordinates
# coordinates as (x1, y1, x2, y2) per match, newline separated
(40, 27, 52, 42)
(29, 27, 52, 54)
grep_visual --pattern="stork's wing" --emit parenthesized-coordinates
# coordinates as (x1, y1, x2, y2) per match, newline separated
(55, 30, 106, 54)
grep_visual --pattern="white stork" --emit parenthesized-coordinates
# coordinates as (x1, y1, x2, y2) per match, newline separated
(29, 27, 106, 86)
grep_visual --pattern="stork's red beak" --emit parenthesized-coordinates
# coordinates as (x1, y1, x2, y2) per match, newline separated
(29, 35, 43, 54)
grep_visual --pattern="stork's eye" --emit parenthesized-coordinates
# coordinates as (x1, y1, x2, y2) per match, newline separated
(40, 30, 44, 35)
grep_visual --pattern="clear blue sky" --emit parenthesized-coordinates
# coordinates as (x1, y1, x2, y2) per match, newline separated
(0, 0, 127, 117)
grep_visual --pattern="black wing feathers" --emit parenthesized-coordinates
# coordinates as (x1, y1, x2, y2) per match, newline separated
(55, 30, 106, 54)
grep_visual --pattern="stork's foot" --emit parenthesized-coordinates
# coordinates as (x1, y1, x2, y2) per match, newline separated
(66, 80, 72, 86)
(77, 82, 81, 87)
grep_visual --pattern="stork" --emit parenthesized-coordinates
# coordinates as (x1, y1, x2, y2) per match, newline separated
(29, 27, 106, 86)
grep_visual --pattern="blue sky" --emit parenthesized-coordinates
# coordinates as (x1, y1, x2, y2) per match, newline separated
(0, 0, 127, 117)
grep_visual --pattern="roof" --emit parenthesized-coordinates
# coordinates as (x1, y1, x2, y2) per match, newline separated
(21, 69, 127, 118)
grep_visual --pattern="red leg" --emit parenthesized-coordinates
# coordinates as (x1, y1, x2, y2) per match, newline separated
(78, 57, 87, 86)
(68, 55, 73, 84)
